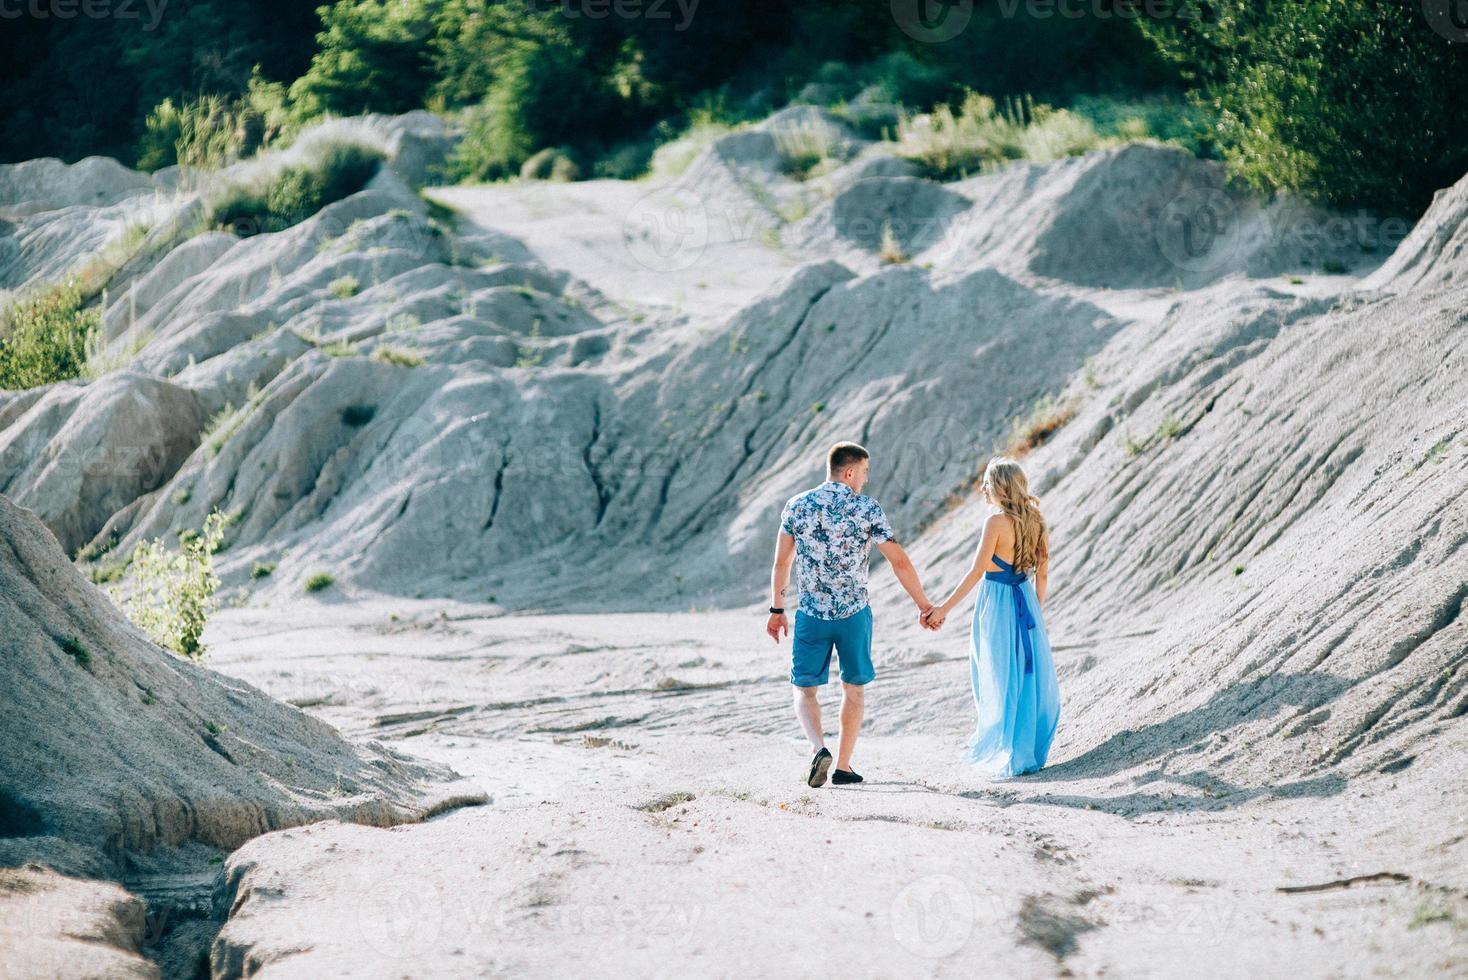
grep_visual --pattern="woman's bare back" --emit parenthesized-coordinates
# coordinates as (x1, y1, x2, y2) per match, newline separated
(986, 511, 1016, 571)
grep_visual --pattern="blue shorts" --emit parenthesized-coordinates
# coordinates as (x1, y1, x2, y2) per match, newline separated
(791, 606, 874, 687)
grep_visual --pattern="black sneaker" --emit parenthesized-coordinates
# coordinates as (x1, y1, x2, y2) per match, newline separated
(807, 748, 833, 788)
(831, 768, 863, 785)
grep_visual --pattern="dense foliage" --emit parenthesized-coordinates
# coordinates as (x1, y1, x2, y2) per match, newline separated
(3, 0, 1466, 212)
(204, 142, 384, 235)
(0, 281, 99, 390)
(1142, 0, 1468, 215)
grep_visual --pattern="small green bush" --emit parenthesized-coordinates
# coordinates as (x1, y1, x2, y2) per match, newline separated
(57, 635, 91, 670)
(304, 572, 335, 593)
(111, 512, 225, 660)
(205, 141, 383, 237)
(328, 275, 360, 299)
(0, 280, 100, 390)
(250, 561, 275, 579)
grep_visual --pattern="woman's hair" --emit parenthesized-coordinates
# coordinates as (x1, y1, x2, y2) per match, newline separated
(983, 456, 1048, 572)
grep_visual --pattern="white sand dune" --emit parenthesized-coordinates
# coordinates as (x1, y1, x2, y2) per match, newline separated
(0, 111, 1464, 976)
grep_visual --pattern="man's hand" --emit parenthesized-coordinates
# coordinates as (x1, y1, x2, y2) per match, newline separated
(766, 612, 791, 643)
(921, 605, 946, 630)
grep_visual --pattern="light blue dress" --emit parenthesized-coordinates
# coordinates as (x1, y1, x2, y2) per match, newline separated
(966, 553, 1060, 777)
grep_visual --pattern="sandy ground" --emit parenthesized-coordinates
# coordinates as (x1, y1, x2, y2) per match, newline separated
(201, 600, 1468, 977)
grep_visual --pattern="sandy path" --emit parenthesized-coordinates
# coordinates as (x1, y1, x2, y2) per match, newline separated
(202, 603, 1468, 977)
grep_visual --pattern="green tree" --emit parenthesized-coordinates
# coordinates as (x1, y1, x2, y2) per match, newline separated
(1141, 0, 1468, 214)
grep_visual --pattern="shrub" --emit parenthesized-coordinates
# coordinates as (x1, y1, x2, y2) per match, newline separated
(205, 141, 384, 237)
(773, 118, 842, 181)
(137, 71, 297, 172)
(250, 561, 274, 579)
(896, 92, 1104, 181)
(1140, 1, 1468, 214)
(304, 572, 335, 593)
(57, 635, 91, 670)
(0, 280, 99, 390)
(328, 275, 360, 299)
(111, 512, 225, 660)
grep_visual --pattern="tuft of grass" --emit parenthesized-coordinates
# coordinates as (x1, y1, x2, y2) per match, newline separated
(250, 561, 275, 580)
(878, 220, 906, 265)
(635, 791, 695, 813)
(203, 383, 265, 456)
(204, 720, 223, 736)
(773, 118, 840, 180)
(328, 274, 360, 299)
(57, 635, 91, 670)
(514, 320, 544, 369)
(203, 141, 383, 237)
(895, 91, 1105, 181)
(372, 345, 423, 367)
(1155, 413, 1186, 441)
(1408, 901, 1458, 930)
(1003, 395, 1078, 457)
(304, 572, 335, 593)
(0, 279, 100, 390)
(1233, 565, 1245, 576)
(172, 489, 191, 506)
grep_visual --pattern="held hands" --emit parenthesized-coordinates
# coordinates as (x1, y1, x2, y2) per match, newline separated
(919, 602, 948, 631)
(766, 612, 790, 643)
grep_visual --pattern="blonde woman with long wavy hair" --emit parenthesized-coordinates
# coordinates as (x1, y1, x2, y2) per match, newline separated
(923, 457, 1060, 776)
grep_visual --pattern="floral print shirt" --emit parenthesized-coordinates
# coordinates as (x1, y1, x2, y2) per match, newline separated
(780, 481, 895, 620)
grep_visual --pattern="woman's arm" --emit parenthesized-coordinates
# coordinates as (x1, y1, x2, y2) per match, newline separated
(1035, 552, 1049, 608)
(928, 516, 1002, 624)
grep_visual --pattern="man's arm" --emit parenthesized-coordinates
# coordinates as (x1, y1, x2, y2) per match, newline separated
(767, 531, 796, 642)
(875, 539, 931, 614)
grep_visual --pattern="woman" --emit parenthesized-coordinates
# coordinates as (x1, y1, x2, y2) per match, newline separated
(924, 457, 1060, 777)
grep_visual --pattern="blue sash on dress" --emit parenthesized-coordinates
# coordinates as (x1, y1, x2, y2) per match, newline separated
(984, 554, 1035, 674)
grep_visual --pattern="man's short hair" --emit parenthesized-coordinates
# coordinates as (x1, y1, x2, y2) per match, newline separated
(827, 441, 870, 474)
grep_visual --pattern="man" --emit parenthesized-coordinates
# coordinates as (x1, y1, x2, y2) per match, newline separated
(767, 442, 933, 788)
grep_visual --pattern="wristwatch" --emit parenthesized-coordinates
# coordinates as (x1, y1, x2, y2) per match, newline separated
(768, 606, 785, 615)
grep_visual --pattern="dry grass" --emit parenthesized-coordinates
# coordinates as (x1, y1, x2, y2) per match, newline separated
(1001, 395, 1078, 458)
